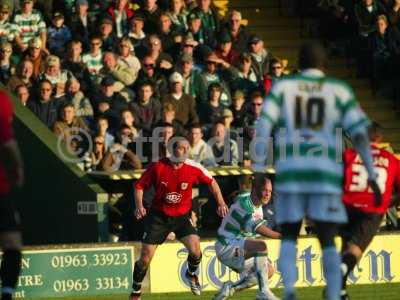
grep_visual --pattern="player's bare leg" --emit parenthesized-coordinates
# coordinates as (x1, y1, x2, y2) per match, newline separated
(130, 244, 158, 300)
(0, 231, 22, 300)
(180, 234, 202, 296)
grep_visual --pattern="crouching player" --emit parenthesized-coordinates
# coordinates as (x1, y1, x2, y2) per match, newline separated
(213, 175, 281, 300)
(340, 122, 400, 300)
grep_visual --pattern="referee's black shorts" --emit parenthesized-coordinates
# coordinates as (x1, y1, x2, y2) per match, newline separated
(142, 210, 197, 245)
(0, 191, 21, 232)
(340, 207, 383, 252)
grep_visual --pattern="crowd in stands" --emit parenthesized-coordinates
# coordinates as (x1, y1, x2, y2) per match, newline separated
(0, 0, 289, 173)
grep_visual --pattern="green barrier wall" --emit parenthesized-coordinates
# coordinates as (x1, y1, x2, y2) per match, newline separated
(5, 87, 107, 244)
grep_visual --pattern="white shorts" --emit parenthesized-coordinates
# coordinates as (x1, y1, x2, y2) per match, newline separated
(274, 192, 348, 224)
(215, 238, 260, 274)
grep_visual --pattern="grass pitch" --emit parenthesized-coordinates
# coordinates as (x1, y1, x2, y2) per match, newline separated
(28, 283, 400, 300)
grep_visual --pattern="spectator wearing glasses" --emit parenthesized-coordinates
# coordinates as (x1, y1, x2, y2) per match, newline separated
(28, 79, 59, 128)
(14, 0, 47, 53)
(191, 0, 220, 33)
(135, 55, 168, 98)
(82, 35, 103, 77)
(243, 91, 263, 154)
(7, 59, 35, 92)
(15, 84, 30, 106)
(23, 37, 46, 80)
(167, 0, 189, 33)
(249, 34, 272, 82)
(224, 10, 249, 53)
(106, 0, 135, 38)
(0, 3, 21, 46)
(137, 0, 163, 35)
(68, 0, 96, 51)
(0, 42, 15, 84)
(263, 58, 285, 95)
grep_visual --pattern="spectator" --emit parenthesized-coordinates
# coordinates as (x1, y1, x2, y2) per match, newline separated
(54, 81, 67, 103)
(68, 0, 96, 51)
(120, 109, 139, 139)
(243, 91, 264, 153)
(199, 82, 224, 127)
(221, 108, 239, 142)
(137, 0, 163, 34)
(27, 79, 59, 128)
(134, 55, 168, 98)
(198, 51, 232, 106)
(39, 55, 72, 87)
(208, 121, 238, 166)
(388, 0, 400, 29)
(0, 42, 15, 84)
(130, 80, 162, 136)
(215, 31, 240, 65)
(65, 77, 94, 118)
(13, 0, 47, 53)
(7, 59, 35, 92)
(85, 135, 107, 171)
(62, 40, 90, 92)
(153, 121, 175, 159)
(95, 115, 115, 151)
(23, 37, 46, 80)
(188, 123, 217, 167)
(53, 103, 89, 152)
(146, 34, 174, 71)
(127, 14, 147, 58)
(185, 0, 197, 11)
(231, 52, 260, 98)
(167, 0, 189, 32)
(82, 35, 103, 77)
(117, 37, 141, 83)
(249, 34, 272, 82)
(106, 0, 135, 38)
(102, 141, 142, 171)
(230, 89, 246, 128)
(191, 0, 220, 33)
(96, 98, 120, 132)
(355, 0, 386, 36)
(99, 17, 118, 52)
(155, 102, 187, 136)
(15, 84, 30, 106)
(162, 71, 199, 127)
(263, 58, 285, 95)
(186, 11, 215, 52)
(157, 13, 179, 55)
(178, 33, 201, 66)
(47, 12, 72, 57)
(179, 53, 202, 100)
(0, 3, 22, 46)
(224, 10, 249, 53)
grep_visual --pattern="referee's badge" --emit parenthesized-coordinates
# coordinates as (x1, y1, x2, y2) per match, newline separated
(181, 182, 188, 190)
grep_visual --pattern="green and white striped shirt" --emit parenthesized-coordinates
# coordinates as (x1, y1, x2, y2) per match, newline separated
(217, 192, 266, 245)
(82, 52, 103, 75)
(0, 21, 19, 43)
(13, 9, 46, 45)
(252, 69, 370, 194)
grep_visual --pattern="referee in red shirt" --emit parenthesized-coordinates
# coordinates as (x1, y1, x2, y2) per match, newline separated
(129, 136, 228, 300)
(0, 90, 24, 300)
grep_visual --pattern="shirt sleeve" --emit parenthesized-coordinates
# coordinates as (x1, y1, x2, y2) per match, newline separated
(134, 163, 156, 190)
(0, 92, 14, 144)
(194, 163, 213, 185)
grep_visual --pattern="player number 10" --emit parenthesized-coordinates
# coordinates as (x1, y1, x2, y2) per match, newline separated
(295, 96, 325, 129)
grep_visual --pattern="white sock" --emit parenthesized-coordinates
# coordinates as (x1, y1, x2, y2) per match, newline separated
(278, 239, 297, 296)
(232, 274, 257, 291)
(322, 247, 341, 300)
(254, 254, 272, 295)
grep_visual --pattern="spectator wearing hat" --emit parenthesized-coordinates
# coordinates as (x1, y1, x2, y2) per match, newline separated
(99, 17, 118, 52)
(0, 3, 21, 46)
(186, 10, 215, 51)
(167, 0, 189, 33)
(190, 0, 220, 33)
(82, 35, 103, 77)
(118, 37, 141, 81)
(223, 10, 250, 53)
(198, 51, 233, 106)
(230, 89, 246, 128)
(39, 55, 72, 87)
(62, 40, 91, 92)
(65, 77, 94, 118)
(263, 58, 285, 95)
(23, 37, 46, 79)
(68, 0, 96, 51)
(0, 42, 15, 84)
(198, 82, 224, 128)
(47, 12, 72, 57)
(188, 123, 217, 167)
(13, 0, 47, 52)
(106, 0, 135, 38)
(231, 52, 260, 98)
(154, 102, 187, 136)
(249, 34, 272, 82)
(136, 0, 163, 34)
(162, 71, 199, 127)
(130, 80, 162, 136)
(178, 33, 199, 62)
(134, 55, 168, 98)
(179, 53, 202, 99)
(215, 31, 240, 65)
(7, 59, 35, 92)
(28, 79, 59, 128)
(53, 102, 89, 152)
(128, 13, 147, 58)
